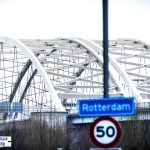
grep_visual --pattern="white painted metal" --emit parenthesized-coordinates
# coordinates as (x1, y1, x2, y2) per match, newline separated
(1, 37, 150, 121)
(0, 37, 65, 112)
(66, 38, 142, 102)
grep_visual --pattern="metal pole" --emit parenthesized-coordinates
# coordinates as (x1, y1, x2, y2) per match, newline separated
(102, 0, 109, 98)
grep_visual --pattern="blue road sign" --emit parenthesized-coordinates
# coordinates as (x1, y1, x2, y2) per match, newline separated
(78, 97, 135, 117)
(0, 102, 23, 113)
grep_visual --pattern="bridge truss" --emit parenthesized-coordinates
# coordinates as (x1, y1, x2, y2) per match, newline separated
(0, 37, 150, 121)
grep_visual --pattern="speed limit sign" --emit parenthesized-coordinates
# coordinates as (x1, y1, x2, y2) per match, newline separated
(90, 117, 122, 148)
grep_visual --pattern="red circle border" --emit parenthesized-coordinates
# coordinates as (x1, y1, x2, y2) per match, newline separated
(90, 116, 122, 148)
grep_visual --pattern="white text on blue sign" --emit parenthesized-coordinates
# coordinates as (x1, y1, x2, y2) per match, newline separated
(78, 97, 135, 117)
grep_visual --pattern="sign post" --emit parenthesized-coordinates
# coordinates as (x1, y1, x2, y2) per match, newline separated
(77, 97, 135, 148)
(89, 148, 122, 150)
(90, 117, 121, 148)
(103, 0, 109, 98)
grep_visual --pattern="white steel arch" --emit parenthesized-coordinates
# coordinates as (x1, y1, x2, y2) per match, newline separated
(0, 37, 65, 114)
(0, 37, 150, 121)
(65, 38, 142, 102)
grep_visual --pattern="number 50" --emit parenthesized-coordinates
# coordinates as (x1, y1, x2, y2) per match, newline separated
(96, 126, 115, 138)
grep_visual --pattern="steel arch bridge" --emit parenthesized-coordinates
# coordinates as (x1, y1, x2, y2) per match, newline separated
(0, 37, 150, 121)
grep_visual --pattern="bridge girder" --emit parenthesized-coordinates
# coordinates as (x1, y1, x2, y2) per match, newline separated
(0, 37, 150, 120)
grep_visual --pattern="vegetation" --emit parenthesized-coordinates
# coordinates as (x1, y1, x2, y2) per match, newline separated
(0, 119, 67, 150)
(0, 119, 150, 150)
(118, 120, 150, 150)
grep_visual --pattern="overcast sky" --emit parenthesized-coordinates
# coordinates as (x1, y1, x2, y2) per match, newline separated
(0, 0, 150, 43)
